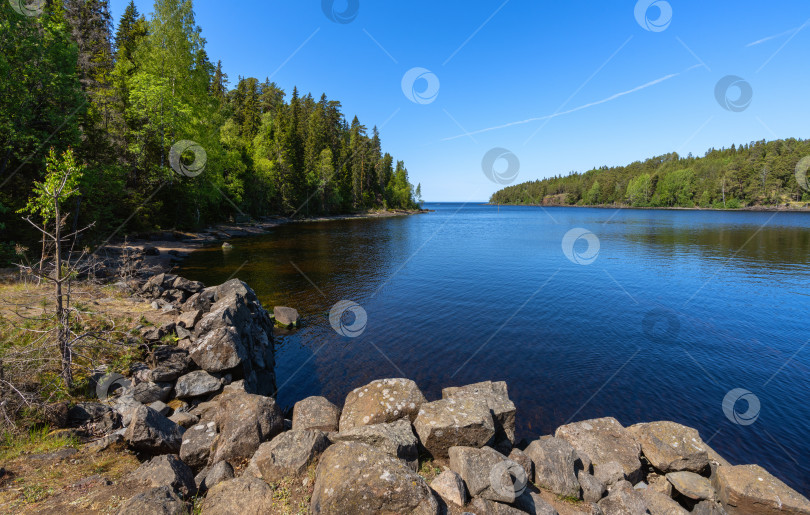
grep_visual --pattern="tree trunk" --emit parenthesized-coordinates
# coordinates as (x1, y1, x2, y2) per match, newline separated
(54, 202, 72, 389)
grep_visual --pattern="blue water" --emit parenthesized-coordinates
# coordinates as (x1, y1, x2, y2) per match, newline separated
(180, 203, 810, 494)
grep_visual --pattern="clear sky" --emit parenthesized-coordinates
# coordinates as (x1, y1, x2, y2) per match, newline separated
(110, 1, 810, 201)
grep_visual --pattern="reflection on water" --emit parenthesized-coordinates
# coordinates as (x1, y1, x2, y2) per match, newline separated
(179, 204, 810, 494)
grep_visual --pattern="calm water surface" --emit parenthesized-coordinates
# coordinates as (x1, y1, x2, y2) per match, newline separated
(179, 203, 810, 494)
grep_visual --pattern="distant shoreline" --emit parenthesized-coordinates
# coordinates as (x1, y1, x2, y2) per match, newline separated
(484, 203, 810, 213)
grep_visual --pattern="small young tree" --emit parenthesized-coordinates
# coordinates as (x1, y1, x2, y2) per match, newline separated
(18, 147, 93, 388)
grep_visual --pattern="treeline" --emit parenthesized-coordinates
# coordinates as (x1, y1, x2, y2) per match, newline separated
(0, 0, 419, 261)
(490, 139, 810, 209)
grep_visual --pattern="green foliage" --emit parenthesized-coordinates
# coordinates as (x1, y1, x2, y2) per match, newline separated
(18, 148, 84, 222)
(491, 141, 810, 209)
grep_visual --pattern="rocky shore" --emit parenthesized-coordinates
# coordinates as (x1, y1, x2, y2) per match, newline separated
(18, 274, 810, 514)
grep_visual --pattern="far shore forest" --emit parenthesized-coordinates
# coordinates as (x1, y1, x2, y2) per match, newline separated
(490, 139, 810, 210)
(0, 0, 422, 266)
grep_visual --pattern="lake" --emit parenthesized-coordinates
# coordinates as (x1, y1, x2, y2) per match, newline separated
(178, 203, 810, 494)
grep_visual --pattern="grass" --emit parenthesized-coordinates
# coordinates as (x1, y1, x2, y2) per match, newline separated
(417, 458, 442, 482)
(0, 426, 79, 463)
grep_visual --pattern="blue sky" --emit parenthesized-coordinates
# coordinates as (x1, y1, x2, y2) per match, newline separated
(110, 1, 810, 201)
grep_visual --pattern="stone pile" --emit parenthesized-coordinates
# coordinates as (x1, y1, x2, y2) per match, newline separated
(65, 275, 810, 514)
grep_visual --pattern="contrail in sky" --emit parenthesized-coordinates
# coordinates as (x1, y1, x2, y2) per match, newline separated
(442, 64, 703, 142)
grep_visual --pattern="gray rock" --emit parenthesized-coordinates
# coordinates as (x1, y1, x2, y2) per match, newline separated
(430, 470, 467, 506)
(201, 475, 275, 515)
(125, 406, 184, 454)
(180, 419, 217, 471)
(177, 309, 202, 330)
(413, 397, 496, 459)
(113, 392, 144, 427)
(149, 401, 172, 416)
(579, 470, 607, 503)
(469, 497, 527, 515)
(509, 448, 534, 483)
(188, 326, 243, 372)
(449, 446, 526, 504)
(442, 380, 516, 444)
(210, 390, 284, 466)
(330, 419, 419, 471)
(249, 429, 330, 483)
(198, 460, 234, 493)
(131, 381, 173, 404)
(713, 464, 810, 514)
(640, 488, 688, 514)
(149, 346, 192, 382)
(85, 433, 124, 453)
(512, 490, 560, 515)
(292, 396, 341, 432)
(273, 306, 299, 327)
(594, 461, 627, 488)
(172, 276, 204, 294)
(556, 418, 643, 484)
(525, 437, 581, 499)
(311, 441, 438, 514)
(129, 454, 196, 497)
(628, 422, 710, 474)
(339, 378, 426, 431)
(175, 370, 222, 399)
(648, 473, 673, 496)
(666, 471, 714, 501)
(692, 500, 728, 515)
(598, 483, 650, 514)
(116, 486, 186, 515)
(68, 402, 112, 426)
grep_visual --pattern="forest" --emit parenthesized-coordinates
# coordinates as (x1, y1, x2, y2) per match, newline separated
(490, 139, 810, 209)
(0, 0, 420, 264)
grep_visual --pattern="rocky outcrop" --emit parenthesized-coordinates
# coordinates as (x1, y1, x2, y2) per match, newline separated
(116, 486, 186, 515)
(310, 441, 438, 514)
(292, 396, 340, 432)
(442, 380, 516, 445)
(248, 429, 330, 482)
(338, 378, 426, 431)
(129, 454, 196, 497)
(713, 464, 810, 514)
(524, 436, 580, 498)
(413, 397, 496, 459)
(627, 421, 711, 474)
(125, 405, 184, 454)
(556, 417, 643, 484)
(210, 389, 284, 466)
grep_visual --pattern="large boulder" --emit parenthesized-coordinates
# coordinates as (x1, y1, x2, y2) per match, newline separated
(311, 441, 438, 514)
(413, 397, 496, 459)
(117, 486, 186, 515)
(191, 280, 276, 397)
(639, 488, 688, 514)
(248, 429, 330, 483)
(555, 417, 643, 484)
(175, 370, 222, 399)
(442, 381, 516, 444)
(130, 381, 173, 404)
(210, 390, 284, 466)
(524, 437, 581, 499)
(148, 346, 193, 382)
(330, 419, 419, 471)
(628, 422, 710, 474)
(339, 378, 426, 431)
(469, 497, 528, 514)
(430, 470, 467, 507)
(200, 475, 275, 515)
(125, 405, 184, 454)
(292, 396, 340, 432)
(713, 464, 810, 514)
(180, 421, 218, 471)
(598, 482, 650, 514)
(448, 446, 527, 504)
(667, 471, 714, 501)
(113, 391, 144, 427)
(512, 490, 560, 515)
(129, 454, 196, 497)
